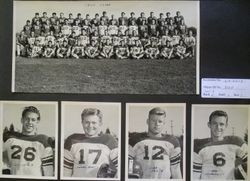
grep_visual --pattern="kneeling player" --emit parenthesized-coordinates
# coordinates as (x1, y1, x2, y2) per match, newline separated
(57, 40, 71, 58)
(63, 108, 118, 178)
(174, 40, 187, 59)
(115, 40, 129, 59)
(160, 41, 174, 59)
(85, 40, 100, 59)
(43, 40, 56, 58)
(145, 41, 159, 59)
(130, 40, 144, 59)
(3, 106, 54, 177)
(71, 41, 85, 59)
(100, 39, 114, 59)
(29, 40, 42, 58)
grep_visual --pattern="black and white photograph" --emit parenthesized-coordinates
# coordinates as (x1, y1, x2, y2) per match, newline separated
(191, 104, 249, 180)
(126, 103, 185, 180)
(12, 0, 199, 94)
(0, 101, 58, 180)
(61, 102, 121, 180)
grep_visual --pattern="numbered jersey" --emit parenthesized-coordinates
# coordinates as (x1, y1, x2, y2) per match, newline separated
(129, 133, 181, 179)
(3, 132, 53, 176)
(64, 133, 118, 178)
(61, 25, 72, 36)
(193, 136, 248, 180)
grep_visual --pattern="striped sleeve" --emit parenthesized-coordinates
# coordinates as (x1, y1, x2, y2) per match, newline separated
(41, 147, 54, 167)
(237, 143, 248, 163)
(64, 149, 74, 170)
(170, 147, 181, 166)
(193, 152, 202, 174)
(109, 148, 118, 169)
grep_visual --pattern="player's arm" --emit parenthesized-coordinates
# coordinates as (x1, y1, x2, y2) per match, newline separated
(170, 146, 182, 179)
(71, 47, 78, 58)
(63, 136, 75, 177)
(193, 152, 202, 179)
(41, 147, 54, 176)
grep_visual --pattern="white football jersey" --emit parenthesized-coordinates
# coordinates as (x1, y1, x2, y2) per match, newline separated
(61, 25, 72, 36)
(64, 133, 118, 178)
(3, 132, 53, 176)
(72, 26, 81, 36)
(129, 133, 181, 179)
(193, 136, 248, 180)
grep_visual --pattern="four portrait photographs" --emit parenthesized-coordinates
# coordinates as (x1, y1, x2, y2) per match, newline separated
(0, 0, 248, 181)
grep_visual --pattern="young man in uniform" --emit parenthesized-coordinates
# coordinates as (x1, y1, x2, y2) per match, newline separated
(56, 40, 71, 58)
(3, 106, 54, 177)
(63, 108, 118, 178)
(129, 107, 182, 179)
(71, 40, 85, 59)
(43, 40, 56, 58)
(85, 40, 100, 59)
(193, 110, 248, 180)
(130, 39, 144, 59)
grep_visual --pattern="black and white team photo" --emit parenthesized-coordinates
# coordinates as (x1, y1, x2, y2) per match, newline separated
(192, 105, 249, 180)
(0, 101, 58, 179)
(61, 102, 121, 180)
(126, 103, 185, 180)
(13, 1, 199, 94)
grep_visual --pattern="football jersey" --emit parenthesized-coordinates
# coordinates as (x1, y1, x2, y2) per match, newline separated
(148, 24, 157, 36)
(3, 132, 53, 176)
(40, 17, 48, 24)
(72, 46, 84, 54)
(45, 35, 56, 45)
(51, 25, 61, 35)
(36, 36, 46, 46)
(171, 35, 181, 46)
(129, 133, 181, 179)
(50, 17, 58, 25)
(161, 45, 173, 54)
(78, 35, 89, 46)
(176, 45, 186, 54)
(118, 25, 128, 35)
(184, 36, 196, 47)
(112, 36, 121, 46)
(130, 46, 143, 55)
(44, 46, 55, 55)
(108, 25, 118, 36)
(193, 136, 248, 180)
(64, 133, 118, 177)
(27, 37, 36, 46)
(42, 24, 51, 35)
(102, 45, 113, 54)
(58, 45, 70, 54)
(23, 25, 32, 36)
(32, 45, 42, 55)
(72, 26, 81, 36)
(67, 18, 75, 26)
(33, 25, 41, 36)
(98, 25, 108, 36)
(59, 17, 66, 25)
(61, 25, 72, 36)
(128, 25, 138, 35)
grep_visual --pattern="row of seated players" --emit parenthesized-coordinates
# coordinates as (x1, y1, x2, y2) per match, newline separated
(16, 30, 195, 59)
(22, 11, 189, 38)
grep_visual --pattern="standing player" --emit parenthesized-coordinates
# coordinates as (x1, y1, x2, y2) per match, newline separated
(118, 12, 128, 26)
(193, 110, 248, 180)
(32, 13, 40, 25)
(32, 20, 42, 37)
(184, 30, 196, 57)
(58, 13, 66, 25)
(100, 11, 109, 25)
(174, 11, 184, 25)
(51, 20, 61, 37)
(137, 12, 147, 26)
(40, 12, 49, 25)
(129, 107, 182, 179)
(50, 12, 58, 25)
(23, 20, 32, 36)
(63, 108, 118, 178)
(2, 106, 54, 176)
(16, 31, 28, 57)
(147, 12, 157, 25)
(67, 13, 75, 26)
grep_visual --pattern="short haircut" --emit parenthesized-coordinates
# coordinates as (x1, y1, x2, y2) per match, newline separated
(22, 106, 40, 120)
(81, 108, 103, 122)
(148, 107, 166, 118)
(209, 110, 228, 123)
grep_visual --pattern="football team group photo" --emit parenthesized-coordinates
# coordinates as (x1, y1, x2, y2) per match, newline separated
(13, 0, 199, 94)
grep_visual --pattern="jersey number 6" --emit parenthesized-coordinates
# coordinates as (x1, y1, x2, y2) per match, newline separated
(213, 152, 226, 167)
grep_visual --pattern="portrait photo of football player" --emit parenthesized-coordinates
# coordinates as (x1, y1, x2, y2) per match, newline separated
(0, 101, 58, 179)
(192, 105, 249, 180)
(126, 103, 185, 180)
(61, 102, 121, 180)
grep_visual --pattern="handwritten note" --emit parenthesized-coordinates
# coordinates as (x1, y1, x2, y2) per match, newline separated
(202, 78, 250, 99)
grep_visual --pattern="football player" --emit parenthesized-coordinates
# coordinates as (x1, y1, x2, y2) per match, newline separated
(71, 21, 81, 36)
(167, 18, 176, 36)
(45, 31, 56, 46)
(138, 20, 148, 37)
(67, 13, 74, 26)
(74, 13, 83, 26)
(41, 19, 51, 36)
(71, 40, 85, 59)
(129, 107, 182, 179)
(59, 12, 66, 25)
(193, 110, 248, 180)
(130, 39, 144, 59)
(147, 12, 157, 25)
(40, 12, 48, 25)
(118, 20, 128, 36)
(171, 29, 181, 46)
(112, 32, 121, 47)
(36, 31, 46, 47)
(43, 40, 56, 58)
(128, 12, 137, 26)
(23, 20, 32, 36)
(78, 30, 90, 46)
(160, 40, 173, 59)
(174, 11, 184, 25)
(3, 106, 54, 176)
(109, 14, 118, 26)
(50, 12, 58, 25)
(91, 13, 100, 26)
(165, 12, 173, 25)
(83, 14, 91, 26)
(100, 39, 114, 59)
(137, 12, 147, 26)
(32, 12, 40, 25)
(115, 40, 129, 59)
(32, 20, 42, 37)
(140, 32, 151, 48)
(128, 30, 140, 47)
(98, 20, 108, 37)
(85, 40, 100, 58)
(158, 13, 165, 25)
(144, 41, 160, 59)
(100, 11, 109, 25)
(128, 20, 138, 36)
(68, 31, 78, 46)
(27, 31, 36, 47)
(61, 19, 72, 37)
(184, 30, 196, 57)
(148, 19, 157, 37)
(108, 20, 118, 36)
(29, 39, 43, 58)
(174, 40, 187, 59)
(178, 19, 187, 35)
(90, 30, 100, 47)
(82, 19, 91, 35)
(51, 20, 61, 37)
(56, 40, 71, 58)
(63, 108, 118, 178)
(118, 12, 128, 26)
(16, 31, 28, 56)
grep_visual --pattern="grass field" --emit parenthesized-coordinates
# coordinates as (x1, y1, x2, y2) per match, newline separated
(14, 57, 197, 94)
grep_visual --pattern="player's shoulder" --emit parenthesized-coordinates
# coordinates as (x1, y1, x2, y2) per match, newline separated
(163, 134, 181, 148)
(64, 133, 86, 150)
(96, 133, 118, 149)
(193, 138, 211, 153)
(224, 135, 246, 147)
(129, 132, 148, 147)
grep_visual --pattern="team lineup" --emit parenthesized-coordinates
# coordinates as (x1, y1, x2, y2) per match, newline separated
(0, 103, 248, 180)
(16, 11, 196, 60)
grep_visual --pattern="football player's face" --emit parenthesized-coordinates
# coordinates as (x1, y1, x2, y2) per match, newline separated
(208, 116, 228, 140)
(21, 112, 40, 135)
(82, 115, 102, 137)
(147, 115, 166, 135)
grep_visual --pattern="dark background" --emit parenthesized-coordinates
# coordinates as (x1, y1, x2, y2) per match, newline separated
(0, 0, 250, 181)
